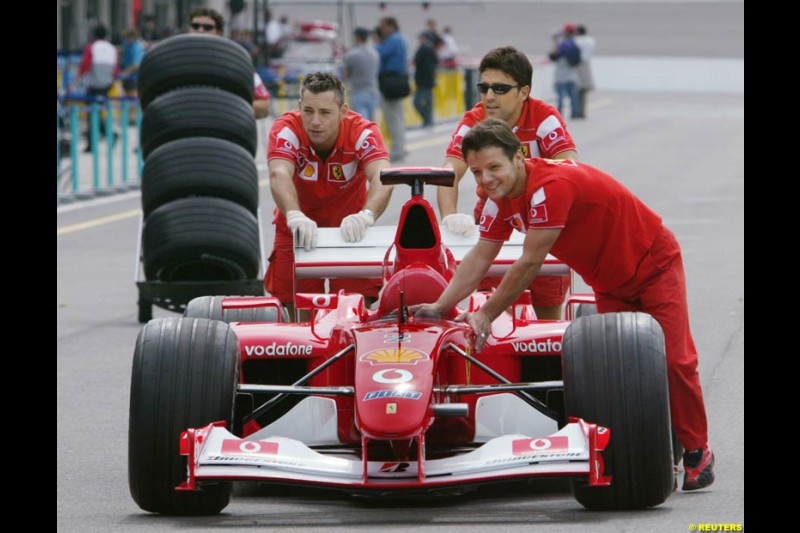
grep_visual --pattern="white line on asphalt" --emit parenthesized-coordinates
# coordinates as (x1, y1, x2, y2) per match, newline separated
(57, 209, 141, 236)
(57, 190, 141, 213)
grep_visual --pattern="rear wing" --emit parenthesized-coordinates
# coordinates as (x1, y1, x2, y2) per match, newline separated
(294, 226, 569, 279)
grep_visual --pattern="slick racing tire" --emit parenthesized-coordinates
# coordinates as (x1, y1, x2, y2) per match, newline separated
(128, 317, 239, 515)
(570, 302, 684, 466)
(185, 295, 288, 323)
(143, 197, 260, 282)
(562, 312, 674, 510)
(574, 303, 597, 318)
(141, 137, 259, 217)
(140, 87, 257, 159)
(138, 33, 254, 109)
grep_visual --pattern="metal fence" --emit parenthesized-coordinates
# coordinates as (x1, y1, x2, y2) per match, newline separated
(57, 96, 143, 204)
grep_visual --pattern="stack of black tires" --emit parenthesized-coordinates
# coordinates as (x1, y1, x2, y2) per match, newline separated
(136, 34, 263, 322)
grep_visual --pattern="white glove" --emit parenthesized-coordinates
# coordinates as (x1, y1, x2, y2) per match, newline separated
(442, 213, 476, 236)
(286, 210, 318, 251)
(340, 210, 375, 242)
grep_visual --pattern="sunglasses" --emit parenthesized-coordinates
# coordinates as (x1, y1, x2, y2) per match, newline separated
(190, 22, 217, 31)
(477, 83, 522, 95)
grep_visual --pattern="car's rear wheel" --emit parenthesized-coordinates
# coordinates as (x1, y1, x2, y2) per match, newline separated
(562, 312, 674, 510)
(575, 303, 597, 318)
(185, 295, 286, 323)
(128, 317, 239, 515)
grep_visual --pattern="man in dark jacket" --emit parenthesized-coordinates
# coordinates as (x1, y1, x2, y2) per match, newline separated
(412, 33, 438, 128)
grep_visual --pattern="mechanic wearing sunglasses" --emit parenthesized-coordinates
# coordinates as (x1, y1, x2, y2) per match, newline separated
(438, 46, 577, 320)
(188, 8, 272, 119)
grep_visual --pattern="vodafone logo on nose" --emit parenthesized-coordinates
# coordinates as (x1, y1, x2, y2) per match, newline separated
(512, 436, 569, 455)
(221, 439, 279, 455)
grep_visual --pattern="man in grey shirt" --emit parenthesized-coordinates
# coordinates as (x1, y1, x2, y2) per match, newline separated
(343, 27, 380, 121)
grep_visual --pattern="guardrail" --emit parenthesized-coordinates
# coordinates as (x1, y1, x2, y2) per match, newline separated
(57, 96, 143, 204)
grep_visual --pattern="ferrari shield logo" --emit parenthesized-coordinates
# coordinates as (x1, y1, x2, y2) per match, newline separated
(330, 164, 345, 182)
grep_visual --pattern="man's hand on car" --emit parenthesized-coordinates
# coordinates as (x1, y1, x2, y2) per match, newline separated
(286, 210, 318, 250)
(340, 209, 375, 242)
(442, 213, 476, 236)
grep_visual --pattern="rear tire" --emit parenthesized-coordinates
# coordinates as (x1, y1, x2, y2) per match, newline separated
(128, 317, 239, 515)
(562, 312, 674, 510)
(575, 303, 597, 318)
(185, 295, 286, 323)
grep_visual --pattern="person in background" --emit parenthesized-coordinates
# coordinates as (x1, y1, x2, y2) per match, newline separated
(574, 25, 596, 119)
(439, 26, 459, 69)
(139, 14, 161, 44)
(343, 27, 380, 121)
(375, 16, 409, 162)
(78, 25, 118, 152)
(422, 18, 444, 52)
(417, 118, 716, 493)
(264, 8, 283, 59)
(266, 72, 394, 315)
(549, 23, 581, 119)
(412, 32, 438, 128)
(437, 46, 577, 320)
(189, 7, 271, 119)
(119, 28, 145, 123)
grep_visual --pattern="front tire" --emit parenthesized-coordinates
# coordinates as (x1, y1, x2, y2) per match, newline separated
(128, 317, 239, 515)
(562, 312, 674, 510)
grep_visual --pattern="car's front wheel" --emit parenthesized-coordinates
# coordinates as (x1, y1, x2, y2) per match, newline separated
(563, 312, 674, 510)
(128, 317, 239, 515)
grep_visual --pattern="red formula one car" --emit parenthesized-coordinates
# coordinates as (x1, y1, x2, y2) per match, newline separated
(128, 168, 675, 515)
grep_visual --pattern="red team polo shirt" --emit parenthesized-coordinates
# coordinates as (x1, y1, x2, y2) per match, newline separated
(479, 159, 664, 295)
(446, 98, 575, 203)
(268, 110, 389, 226)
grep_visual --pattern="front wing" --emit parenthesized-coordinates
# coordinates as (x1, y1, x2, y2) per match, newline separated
(178, 419, 610, 492)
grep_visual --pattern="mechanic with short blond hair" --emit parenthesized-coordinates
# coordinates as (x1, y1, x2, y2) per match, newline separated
(266, 72, 393, 310)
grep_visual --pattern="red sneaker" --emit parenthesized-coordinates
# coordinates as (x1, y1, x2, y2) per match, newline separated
(682, 445, 715, 491)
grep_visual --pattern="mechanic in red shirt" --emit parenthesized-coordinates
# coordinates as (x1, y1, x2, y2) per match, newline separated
(439, 46, 576, 320)
(188, 7, 271, 119)
(417, 119, 715, 491)
(266, 72, 393, 312)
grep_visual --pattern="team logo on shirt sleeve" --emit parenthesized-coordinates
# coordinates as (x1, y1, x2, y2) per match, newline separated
(478, 200, 499, 232)
(452, 124, 472, 150)
(520, 144, 530, 158)
(276, 126, 301, 154)
(529, 187, 549, 224)
(537, 115, 568, 154)
(356, 129, 378, 157)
